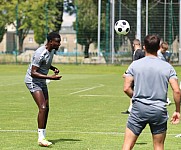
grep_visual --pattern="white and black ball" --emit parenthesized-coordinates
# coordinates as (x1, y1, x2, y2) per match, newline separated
(114, 20, 130, 35)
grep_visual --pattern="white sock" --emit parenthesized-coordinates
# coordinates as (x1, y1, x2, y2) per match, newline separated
(38, 129, 46, 140)
(128, 105, 132, 112)
(167, 98, 171, 102)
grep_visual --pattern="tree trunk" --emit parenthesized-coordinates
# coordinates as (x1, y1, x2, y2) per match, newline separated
(18, 29, 26, 53)
(84, 43, 90, 58)
(18, 40, 23, 53)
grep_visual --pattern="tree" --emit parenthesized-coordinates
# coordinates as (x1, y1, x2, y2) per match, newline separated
(30, 1, 57, 45)
(74, 0, 97, 58)
(23, 0, 64, 50)
(0, 25, 6, 43)
(31, 0, 73, 46)
(74, 0, 107, 58)
(0, 0, 64, 52)
(54, 1, 64, 32)
(0, 5, 7, 43)
(0, 1, 12, 43)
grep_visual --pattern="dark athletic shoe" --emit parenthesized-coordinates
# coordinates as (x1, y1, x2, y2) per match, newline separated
(121, 110, 130, 114)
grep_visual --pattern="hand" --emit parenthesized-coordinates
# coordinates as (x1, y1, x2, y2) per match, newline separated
(51, 74, 62, 80)
(54, 68, 59, 75)
(171, 112, 180, 124)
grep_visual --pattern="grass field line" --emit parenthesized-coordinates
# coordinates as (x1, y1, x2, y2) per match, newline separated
(79, 95, 121, 97)
(0, 130, 123, 135)
(78, 95, 128, 98)
(0, 129, 178, 136)
(69, 84, 104, 95)
(0, 82, 23, 86)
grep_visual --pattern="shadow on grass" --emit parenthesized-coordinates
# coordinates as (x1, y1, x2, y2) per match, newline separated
(50, 138, 82, 144)
(135, 142, 147, 145)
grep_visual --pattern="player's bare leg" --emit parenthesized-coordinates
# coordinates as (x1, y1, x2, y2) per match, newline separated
(42, 90, 49, 128)
(122, 127, 138, 150)
(32, 90, 49, 129)
(31, 90, 52, 147)
(152, 132, 166, 150)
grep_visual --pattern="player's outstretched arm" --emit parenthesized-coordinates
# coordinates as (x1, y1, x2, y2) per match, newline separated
(169, 78, 181, 124)
(171, 112, 180, 124)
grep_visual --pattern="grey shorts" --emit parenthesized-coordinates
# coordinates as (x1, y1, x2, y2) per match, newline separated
(25, 82, 48, 93)
(127, 101, 168, 136)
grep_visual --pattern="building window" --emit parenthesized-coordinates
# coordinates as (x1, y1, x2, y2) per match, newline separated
(63, 37, 67, 43)
(29, 37, 33, 43)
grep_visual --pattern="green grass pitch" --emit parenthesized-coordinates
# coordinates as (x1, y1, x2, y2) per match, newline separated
(0, 64, 181, 150)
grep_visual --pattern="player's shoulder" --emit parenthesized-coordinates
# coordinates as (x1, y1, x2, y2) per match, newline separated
(35, 46, 47, 55)
(156, 57, 174, 68)
(135, 49, 145, 56)
(130, 58, 143, 67)
(36, 45, 46, 52)
(135, 49, 142, 53)
(32, 46, 47, 59)
(157, 49, 161, 54)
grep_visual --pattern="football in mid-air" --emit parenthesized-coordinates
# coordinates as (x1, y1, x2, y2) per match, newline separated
(114, 20, 130, 35)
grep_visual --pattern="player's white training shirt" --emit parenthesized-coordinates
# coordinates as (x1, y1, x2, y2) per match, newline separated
(24, 45, 55, 83)
(125, 56, 177, 110)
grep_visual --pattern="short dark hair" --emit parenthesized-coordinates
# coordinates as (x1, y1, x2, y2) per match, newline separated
(144, 34, 160, 54)
(47, 32, 60, 42)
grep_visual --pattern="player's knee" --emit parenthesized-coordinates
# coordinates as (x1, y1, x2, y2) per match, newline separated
(39, 105, 49, 112)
